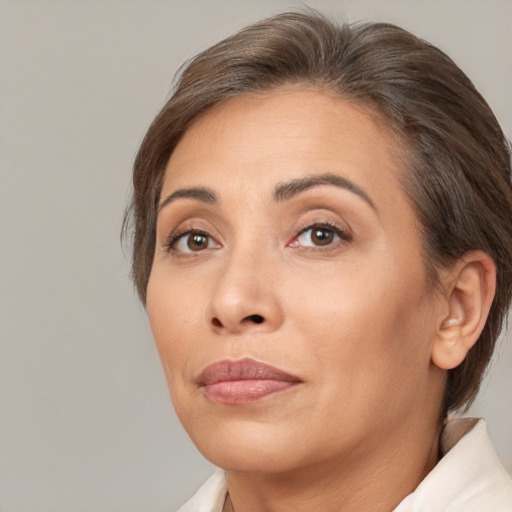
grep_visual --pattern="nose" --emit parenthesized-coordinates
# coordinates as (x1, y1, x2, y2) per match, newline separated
(206, 249, 284, 335)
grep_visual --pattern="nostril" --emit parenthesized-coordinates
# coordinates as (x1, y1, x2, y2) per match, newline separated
(211, 314, 265, 329)
(246, 314, 264, 324)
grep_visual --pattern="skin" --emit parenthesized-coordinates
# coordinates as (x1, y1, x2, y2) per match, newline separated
(147, 89, 451, 511)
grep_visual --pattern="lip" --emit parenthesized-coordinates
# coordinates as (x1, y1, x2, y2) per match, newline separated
(195, 358, 302, 405)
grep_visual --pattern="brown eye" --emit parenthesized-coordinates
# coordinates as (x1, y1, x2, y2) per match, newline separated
(187, 233, 209, 251)
(311, 228, 334, 246)
(296, 224, 346, 248)
(170, 230, 220, 253)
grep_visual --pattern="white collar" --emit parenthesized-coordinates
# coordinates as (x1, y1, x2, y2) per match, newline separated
(395, 418, 512, 511)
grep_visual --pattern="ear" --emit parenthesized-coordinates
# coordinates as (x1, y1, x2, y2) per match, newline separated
(431, 251, 496, 370)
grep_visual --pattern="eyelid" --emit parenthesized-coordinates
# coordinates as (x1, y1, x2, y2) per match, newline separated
(165, 228, 206, 250)
(290, 211, 352, 240)
(297, 222, 349, 244)
(297, 221, 350, 238)
(160, 219, 222, 254)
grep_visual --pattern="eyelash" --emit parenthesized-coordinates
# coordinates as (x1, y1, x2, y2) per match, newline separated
(164, 228, 213, 253)
(163, 221, 351, 254)
(293, 221, 352, 249)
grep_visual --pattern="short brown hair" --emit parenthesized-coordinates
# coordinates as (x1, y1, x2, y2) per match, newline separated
(124, 10, 512, 412)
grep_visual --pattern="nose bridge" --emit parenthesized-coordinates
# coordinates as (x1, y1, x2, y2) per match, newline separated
(207, 236, 282, 333)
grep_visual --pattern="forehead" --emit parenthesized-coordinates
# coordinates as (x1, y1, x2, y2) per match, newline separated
(162, 88, 408, 213)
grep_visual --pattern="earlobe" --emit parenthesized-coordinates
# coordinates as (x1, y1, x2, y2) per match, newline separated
(431, 251, 496, 370)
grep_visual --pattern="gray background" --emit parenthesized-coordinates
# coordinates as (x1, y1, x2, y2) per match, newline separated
(1, 0, 511, 510)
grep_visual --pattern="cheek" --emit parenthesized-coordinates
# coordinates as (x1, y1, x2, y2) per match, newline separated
(289, 257, 435, 373)
(146, 274, 204, 421)
(146, 273, 199, 378)
(291, 274, 437, 439)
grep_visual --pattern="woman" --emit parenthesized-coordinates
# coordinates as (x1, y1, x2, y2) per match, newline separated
(124, 10, 512, 511)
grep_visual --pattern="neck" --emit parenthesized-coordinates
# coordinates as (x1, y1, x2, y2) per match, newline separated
(223, 418, 442, 512)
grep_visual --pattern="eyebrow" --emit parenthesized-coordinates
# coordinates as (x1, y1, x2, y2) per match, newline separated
(273, 173, 377, 211)
(158, 172, 376, 214)
(158, 187, 217, 213)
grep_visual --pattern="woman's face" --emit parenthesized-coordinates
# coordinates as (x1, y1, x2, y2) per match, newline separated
(147, 89, 446, 473)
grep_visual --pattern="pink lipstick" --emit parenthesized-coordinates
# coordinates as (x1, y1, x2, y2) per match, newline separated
(196, 358, 302, 405)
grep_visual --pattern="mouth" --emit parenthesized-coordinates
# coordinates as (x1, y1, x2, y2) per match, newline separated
(195, 358, 303, 405)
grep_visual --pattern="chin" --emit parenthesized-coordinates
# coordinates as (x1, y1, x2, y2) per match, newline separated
(184, 417, 310, 474)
